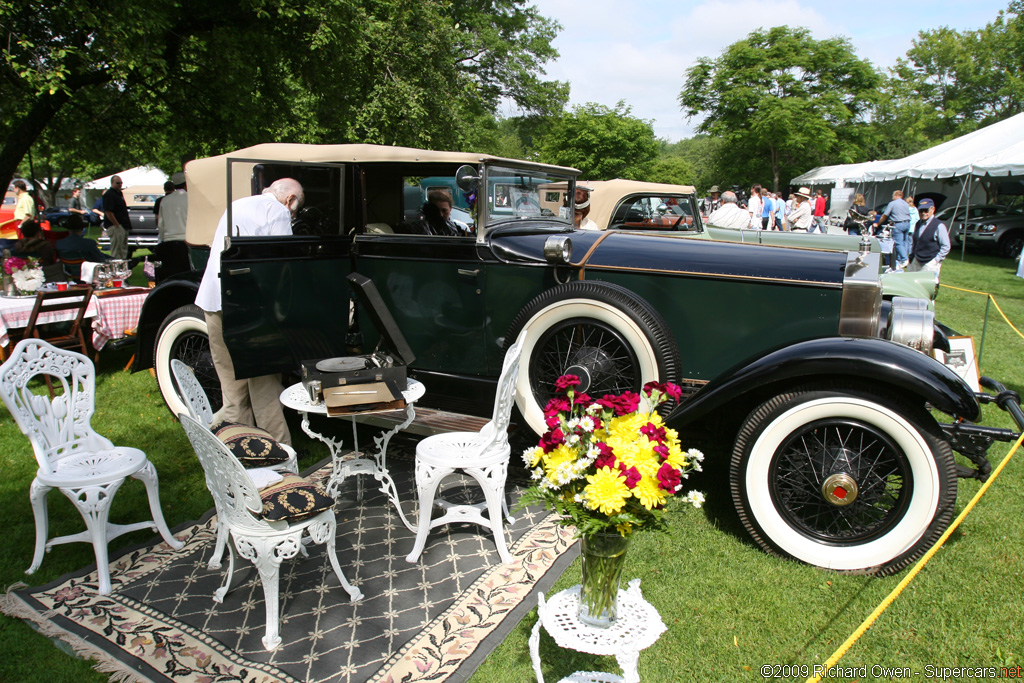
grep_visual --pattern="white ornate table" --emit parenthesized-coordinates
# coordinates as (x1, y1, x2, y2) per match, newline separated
(280, 379, 425, 531)
(530, 579, 666, 683)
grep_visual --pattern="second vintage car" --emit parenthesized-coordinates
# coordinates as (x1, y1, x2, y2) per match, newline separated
(132, 143, 1020, 577)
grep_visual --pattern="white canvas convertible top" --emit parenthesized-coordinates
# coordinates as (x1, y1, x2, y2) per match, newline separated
(183, 143, 578, 243)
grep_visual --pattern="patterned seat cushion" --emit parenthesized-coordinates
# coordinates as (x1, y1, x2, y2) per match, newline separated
(258, 475, 335, 522)
(211, 422, 291, 466)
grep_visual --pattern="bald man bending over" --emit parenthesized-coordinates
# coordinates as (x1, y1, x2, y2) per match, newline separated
(195, 178, 304, 444)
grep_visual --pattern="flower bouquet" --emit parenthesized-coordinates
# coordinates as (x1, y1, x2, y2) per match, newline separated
(519, 375, 705, 627)
(3, 256, 44, 296)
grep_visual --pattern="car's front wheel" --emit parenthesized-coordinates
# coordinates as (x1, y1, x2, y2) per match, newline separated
(998, 231, 1024, 259)
(730, 389, 957, 575)
(154, 304, 221, 418)
(505, 281, 680, 436)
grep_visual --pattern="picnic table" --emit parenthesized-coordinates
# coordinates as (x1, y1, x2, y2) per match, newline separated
(0, 286, 149, 357)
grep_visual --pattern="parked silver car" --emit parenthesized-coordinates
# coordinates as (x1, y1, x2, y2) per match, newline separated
(949, 205, 1024, 258)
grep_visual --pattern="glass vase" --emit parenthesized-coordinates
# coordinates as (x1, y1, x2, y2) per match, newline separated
(578, 532, 631, 628)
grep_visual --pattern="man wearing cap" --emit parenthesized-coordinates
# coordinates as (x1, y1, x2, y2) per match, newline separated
(907, 198, 949, 276)
(155, 171, 189, 281)
(876, 190, 912, 269)
(700, 186, 721, 218)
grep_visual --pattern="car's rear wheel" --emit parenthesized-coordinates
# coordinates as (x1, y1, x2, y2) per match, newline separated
(154, 304, 221, 418)
(505, 281, 680, 436)
(730, 389, 957, 575)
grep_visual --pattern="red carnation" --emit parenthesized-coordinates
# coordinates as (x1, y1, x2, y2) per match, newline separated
(594, 442, 617, 470)
(640, 422, 667, 442)
(618, 464, 642, 489)
(656, 461, 681, 492)
(543, 396, 571, 418)
(555, 374, 581, 392)
(540, 428, 564, 453)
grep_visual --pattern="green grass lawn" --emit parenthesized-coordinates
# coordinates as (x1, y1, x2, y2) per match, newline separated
(1, 253, 1022, 682)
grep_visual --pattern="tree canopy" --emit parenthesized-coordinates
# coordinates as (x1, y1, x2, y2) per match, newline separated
(679, 26, 880, 191)
(537, 101, 659, 180)
(0, 0, 567, 192)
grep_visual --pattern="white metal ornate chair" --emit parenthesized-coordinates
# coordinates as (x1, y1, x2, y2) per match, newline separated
(405, 331, 526, 565)
(172, 359, 299, 569)
(0, 339, 182, 595)
(178, 413, 363, 650)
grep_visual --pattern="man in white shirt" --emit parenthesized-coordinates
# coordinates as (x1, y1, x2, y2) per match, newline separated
(196, 178, 304, 445)
(706, 191, 751, 229)
(155, 172, 190, 282)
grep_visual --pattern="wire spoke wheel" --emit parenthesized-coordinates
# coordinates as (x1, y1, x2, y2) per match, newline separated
(731, 390, 957, 575)
(770, 418, 913, 545)
(528, 317, 640, 403)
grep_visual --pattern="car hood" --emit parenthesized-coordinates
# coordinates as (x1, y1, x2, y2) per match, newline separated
(491, 229, 848, 286)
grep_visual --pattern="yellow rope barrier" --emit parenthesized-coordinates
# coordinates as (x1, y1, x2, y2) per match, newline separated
(804, 427, 1024, 683)
(803, 284, 1024, 682)
(939, 284, 1024, 342)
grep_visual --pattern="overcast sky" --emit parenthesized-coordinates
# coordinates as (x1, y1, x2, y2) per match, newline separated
(522, 0, 1013, 142)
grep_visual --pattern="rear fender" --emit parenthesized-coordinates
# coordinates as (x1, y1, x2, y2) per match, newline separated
(131, 279, 200, 371)
(664, 337, 980, 427)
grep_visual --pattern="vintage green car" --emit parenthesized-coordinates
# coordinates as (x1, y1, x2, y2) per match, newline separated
(133, 143, 1019, 576)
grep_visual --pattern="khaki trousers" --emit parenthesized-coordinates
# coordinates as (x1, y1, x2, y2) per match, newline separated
(107, 224, 128, 259)
(204, 310, 292, 445)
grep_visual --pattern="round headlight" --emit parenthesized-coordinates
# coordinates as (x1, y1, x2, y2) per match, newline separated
(543, 235, 573, 265)
(888, 297, 934, 354)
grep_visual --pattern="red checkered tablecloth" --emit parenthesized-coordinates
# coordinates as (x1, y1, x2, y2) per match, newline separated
(91, 288, 149, 350)
(0, 292, 99, 348)
(0, 288, 149, 351)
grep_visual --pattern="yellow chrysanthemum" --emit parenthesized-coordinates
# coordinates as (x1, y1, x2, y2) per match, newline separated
(583, 467, 631, 515)
(542, 443, 577, 480)
(632, 475, 669, 510)
(663, 443, 689, 470)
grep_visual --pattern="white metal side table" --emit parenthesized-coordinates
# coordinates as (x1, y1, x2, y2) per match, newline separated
(529, 579, 666, 683)
(279, 379, 425, 531)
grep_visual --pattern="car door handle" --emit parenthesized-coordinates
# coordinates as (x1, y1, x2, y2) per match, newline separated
(227, 268, 250, 275)
(458, 268, 480, 277)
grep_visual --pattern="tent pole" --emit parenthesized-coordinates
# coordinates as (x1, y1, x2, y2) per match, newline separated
(955, 176, 969, 261)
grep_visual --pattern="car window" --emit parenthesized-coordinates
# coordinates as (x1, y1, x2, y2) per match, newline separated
(609, 195, 697, 231)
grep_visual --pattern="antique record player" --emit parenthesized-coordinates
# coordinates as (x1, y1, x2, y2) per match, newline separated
(300, 272, 416, 415)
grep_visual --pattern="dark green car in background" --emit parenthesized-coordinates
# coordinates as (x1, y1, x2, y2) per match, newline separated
(132, 144, 1021, 577)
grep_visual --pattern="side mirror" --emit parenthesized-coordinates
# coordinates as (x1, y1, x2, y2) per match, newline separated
(455, 165, 480, 193)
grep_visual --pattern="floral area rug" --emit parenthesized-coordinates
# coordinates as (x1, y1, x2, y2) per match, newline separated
(1, 456, 577, 683)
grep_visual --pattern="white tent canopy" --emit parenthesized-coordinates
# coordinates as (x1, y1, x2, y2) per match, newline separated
(791, 161, 890, 185)
(793, 112, 1024, 186)
(83, 166, 168, 190)
(863, 112, 1024, 181)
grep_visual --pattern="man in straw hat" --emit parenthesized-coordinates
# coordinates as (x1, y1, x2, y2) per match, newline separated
(788, 187, 814, 232)
(700, 185, 722, 218)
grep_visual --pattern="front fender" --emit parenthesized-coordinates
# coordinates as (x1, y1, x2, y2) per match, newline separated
(664, 337, 980, 426)
(131, 278, 200, 372)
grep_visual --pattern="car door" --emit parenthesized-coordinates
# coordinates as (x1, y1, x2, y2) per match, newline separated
(220, 160, 355, 378)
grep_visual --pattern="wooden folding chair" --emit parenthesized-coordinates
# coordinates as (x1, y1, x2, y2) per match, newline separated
(22, 285, 95, 357)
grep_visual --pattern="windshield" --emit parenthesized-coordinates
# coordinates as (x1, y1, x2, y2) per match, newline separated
(483, 165, 574, 229)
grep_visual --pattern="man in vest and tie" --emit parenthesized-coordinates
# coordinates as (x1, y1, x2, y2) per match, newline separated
(907, 198, 950, 276)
